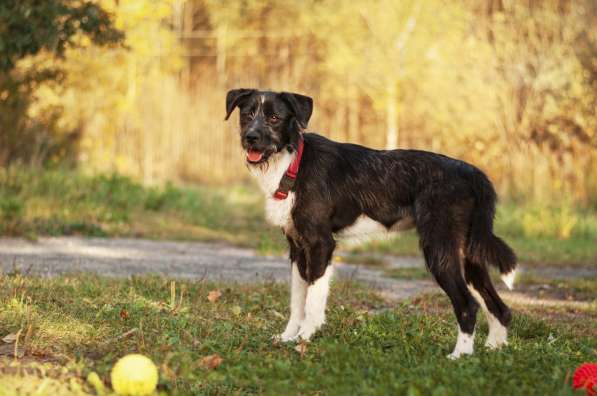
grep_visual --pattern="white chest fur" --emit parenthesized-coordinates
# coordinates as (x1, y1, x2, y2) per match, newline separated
(248, 150, 296, 232)
(264, 193, 295, 231)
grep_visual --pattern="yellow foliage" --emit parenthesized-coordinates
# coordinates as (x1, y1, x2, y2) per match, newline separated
(15, 0, 597, 203)
(521, 205, 580, 240)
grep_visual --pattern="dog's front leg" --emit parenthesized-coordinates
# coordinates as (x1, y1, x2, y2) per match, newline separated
(295, 234, 335, 341)
(297, 264, 334, 341)
(278, 262, 307, 342)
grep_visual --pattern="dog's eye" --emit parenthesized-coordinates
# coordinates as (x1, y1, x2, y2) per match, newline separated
(241, 113, 254, 121)
(269, 115, 279, 122)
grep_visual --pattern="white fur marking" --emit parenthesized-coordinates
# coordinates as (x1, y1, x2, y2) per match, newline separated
(278, 262, 308, 342)
(337, 215, 387, 238)
(264, 194, 295, 231)
(501, 269, 516, 290)
(336, 214, 414, 242)
(248, 150, 296, 232)
(448, 328, 475, 359)
(296, 265, 334, 341)
(467, 284, 508, 349)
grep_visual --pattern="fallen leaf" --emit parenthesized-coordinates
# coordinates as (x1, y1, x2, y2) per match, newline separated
(207, 290, 222, 303)
(2, 333, 17, 344)
(231, 305, 242, 316)
(161, 362, 177, 381)
(200, 354, 223, 370)
(119, 308, 129, 320)
(270, 310, 285, 320)
(294, 342, 308, 358)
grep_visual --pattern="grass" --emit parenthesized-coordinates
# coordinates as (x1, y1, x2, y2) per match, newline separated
(384, 266, 431, 280)
(515, 273, 597, 302)
(0, 273, 595, 395)
(0, 168, 285, 254)
(1, 167, 596, 266)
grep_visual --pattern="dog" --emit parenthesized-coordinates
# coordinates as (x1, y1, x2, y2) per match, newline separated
(225, 89, 517, 359)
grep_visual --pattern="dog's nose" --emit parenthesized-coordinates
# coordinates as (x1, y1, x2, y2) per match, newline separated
(245, 131, 259, 145)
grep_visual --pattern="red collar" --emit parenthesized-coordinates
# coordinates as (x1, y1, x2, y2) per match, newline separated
(273, 136, 304, 200)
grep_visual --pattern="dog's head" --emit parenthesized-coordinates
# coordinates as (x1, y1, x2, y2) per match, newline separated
(225, 89, 313, 164)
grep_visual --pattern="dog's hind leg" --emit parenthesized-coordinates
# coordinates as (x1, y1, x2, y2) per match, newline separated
(463, 258, 511, 349)
(416, 194, 479, 359)
(426, 252, 479, 359)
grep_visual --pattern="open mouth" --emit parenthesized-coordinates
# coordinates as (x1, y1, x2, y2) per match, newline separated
(246, 149, 264, 163)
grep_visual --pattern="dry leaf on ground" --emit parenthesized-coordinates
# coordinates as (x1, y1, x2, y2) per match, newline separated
(200, 354, 223, 370)
(295, 342, 308, 358)
(207, 290, 222, 303)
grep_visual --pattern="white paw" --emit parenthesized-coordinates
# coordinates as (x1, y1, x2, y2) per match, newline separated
(485, 338, 508, 349)
(295, 315, 325, 341)
(296, 323, 318, 341)
(485, 326, 508, 349)
(276, 331, 299, 343)
(448, 330, 475, 359)
(447, 349, 473, 360)
(276, 320, 302, 342)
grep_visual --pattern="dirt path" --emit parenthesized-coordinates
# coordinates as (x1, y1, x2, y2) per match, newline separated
(0, 237, 434, 300)
(0, 237, 594, 303)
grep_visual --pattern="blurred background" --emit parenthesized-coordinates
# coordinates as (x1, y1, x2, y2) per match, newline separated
(1, 0, 596, 263)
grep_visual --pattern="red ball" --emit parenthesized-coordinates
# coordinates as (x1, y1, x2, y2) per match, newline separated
(573, 363, 597, 396)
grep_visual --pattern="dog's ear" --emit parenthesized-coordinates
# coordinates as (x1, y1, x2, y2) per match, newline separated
(225, 89, 256, 120)
(280, 92, 313, 130)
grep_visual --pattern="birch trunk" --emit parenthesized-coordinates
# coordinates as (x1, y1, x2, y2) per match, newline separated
(385, 83, 398, 150)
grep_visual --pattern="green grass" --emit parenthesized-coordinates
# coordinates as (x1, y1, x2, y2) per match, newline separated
(384, 266, 431, 280)
(1, 273, 595, 395)
(1, 167, 596, 266)
(515, 273, 597, 302)
(0, 167, 285, 253)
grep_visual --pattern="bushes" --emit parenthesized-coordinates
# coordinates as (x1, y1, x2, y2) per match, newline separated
(497, 203, 597, 240)
(0, 0, 122, 168)
(0, 168, 278, 247)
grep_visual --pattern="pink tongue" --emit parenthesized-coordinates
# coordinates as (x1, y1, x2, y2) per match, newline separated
(247, 150, 263, 162)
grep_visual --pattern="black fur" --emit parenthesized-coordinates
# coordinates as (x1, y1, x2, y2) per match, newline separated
(227, 89, 517, 341)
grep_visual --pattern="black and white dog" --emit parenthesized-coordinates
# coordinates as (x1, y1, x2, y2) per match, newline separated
(225, 89, 517, 359)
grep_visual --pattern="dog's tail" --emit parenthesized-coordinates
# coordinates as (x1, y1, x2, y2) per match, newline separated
(463, 166, 517, 289)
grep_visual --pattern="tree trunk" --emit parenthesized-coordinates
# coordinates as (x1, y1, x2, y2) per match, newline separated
(348, 83, 359, 143)
(385, 83, 398, 149)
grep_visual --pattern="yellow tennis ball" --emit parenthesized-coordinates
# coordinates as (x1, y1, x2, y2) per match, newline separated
(110, 354, 158, 396)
